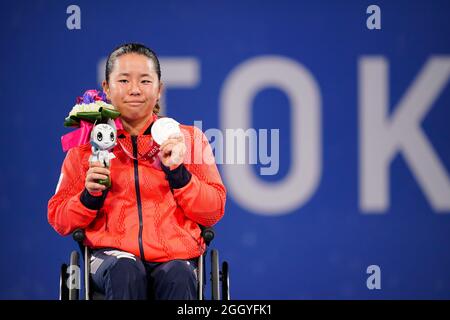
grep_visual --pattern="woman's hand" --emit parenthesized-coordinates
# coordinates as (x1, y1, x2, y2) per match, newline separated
(158, 133, 187, 170)
(85, 161, 110, 195)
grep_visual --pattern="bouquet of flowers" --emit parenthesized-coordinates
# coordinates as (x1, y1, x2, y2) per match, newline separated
(64, 89, 120, 127)
(61, 89, 122, 152)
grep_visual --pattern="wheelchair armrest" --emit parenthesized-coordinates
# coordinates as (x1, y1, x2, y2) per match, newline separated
(200, 226, 215, 246)
(72, 228, 85, 244)
(74, 226, 214, 246)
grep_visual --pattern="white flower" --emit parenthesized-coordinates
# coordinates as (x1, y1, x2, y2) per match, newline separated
(68, 101, 115, 117)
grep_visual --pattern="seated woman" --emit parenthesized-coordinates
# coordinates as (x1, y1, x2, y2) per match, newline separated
(48, 43, 226, 300)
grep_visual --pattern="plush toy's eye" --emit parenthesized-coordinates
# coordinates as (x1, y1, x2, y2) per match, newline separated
(97, 132, 103, 141)
(110, 132, 115, 142)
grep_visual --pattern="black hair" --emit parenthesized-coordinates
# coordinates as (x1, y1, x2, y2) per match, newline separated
(105, 43, 161, 114)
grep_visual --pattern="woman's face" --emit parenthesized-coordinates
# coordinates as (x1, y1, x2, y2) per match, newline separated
(103, 53, 162, 124)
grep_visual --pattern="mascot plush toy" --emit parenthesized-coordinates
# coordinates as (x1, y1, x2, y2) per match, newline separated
(89, 120, 117, 187)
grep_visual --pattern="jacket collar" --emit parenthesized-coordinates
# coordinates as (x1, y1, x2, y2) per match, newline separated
(117, 114, 158, 138)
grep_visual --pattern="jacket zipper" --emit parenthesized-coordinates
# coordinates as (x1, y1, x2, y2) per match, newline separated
(131, 136, 145, 261)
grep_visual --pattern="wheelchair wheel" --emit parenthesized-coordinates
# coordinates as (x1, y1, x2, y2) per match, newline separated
(221, 261, 230, 300)
(59, 263, 69, 300)
(68, 250, 80, 300)
(210, 249, 220, 300)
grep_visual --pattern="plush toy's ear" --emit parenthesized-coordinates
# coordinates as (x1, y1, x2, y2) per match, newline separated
(107, 118, 117, 132)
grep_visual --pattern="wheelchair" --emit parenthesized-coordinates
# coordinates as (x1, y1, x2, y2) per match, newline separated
(59, 227, 230, 300)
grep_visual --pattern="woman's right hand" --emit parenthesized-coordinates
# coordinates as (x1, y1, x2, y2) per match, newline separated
(85, 161, 110, 195)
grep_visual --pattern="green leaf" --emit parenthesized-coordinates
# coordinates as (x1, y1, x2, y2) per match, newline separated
(64, 117, 80, 127)
(76, 111, 102, 123)
(100, 107, 121, 120)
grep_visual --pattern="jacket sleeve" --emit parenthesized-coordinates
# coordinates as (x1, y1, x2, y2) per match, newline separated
(170, 127, 226, 227)
(47, 148, 99, 236)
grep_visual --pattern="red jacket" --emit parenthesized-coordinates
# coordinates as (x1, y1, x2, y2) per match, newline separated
(48, 119, 226, 262)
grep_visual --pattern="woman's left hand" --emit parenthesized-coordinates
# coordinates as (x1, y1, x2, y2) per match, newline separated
(158, 132, 187, 170)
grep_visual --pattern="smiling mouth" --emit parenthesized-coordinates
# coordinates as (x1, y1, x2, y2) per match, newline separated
(125, 101, 145, 106)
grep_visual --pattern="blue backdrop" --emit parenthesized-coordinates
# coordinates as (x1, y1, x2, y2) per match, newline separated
(0, 0, 449, 299)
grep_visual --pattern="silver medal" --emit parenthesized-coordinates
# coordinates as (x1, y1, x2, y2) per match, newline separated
(151, 117, 181, 145)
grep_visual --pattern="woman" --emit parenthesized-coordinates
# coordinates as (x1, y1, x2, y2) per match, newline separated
(48, 43, 226, 300)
